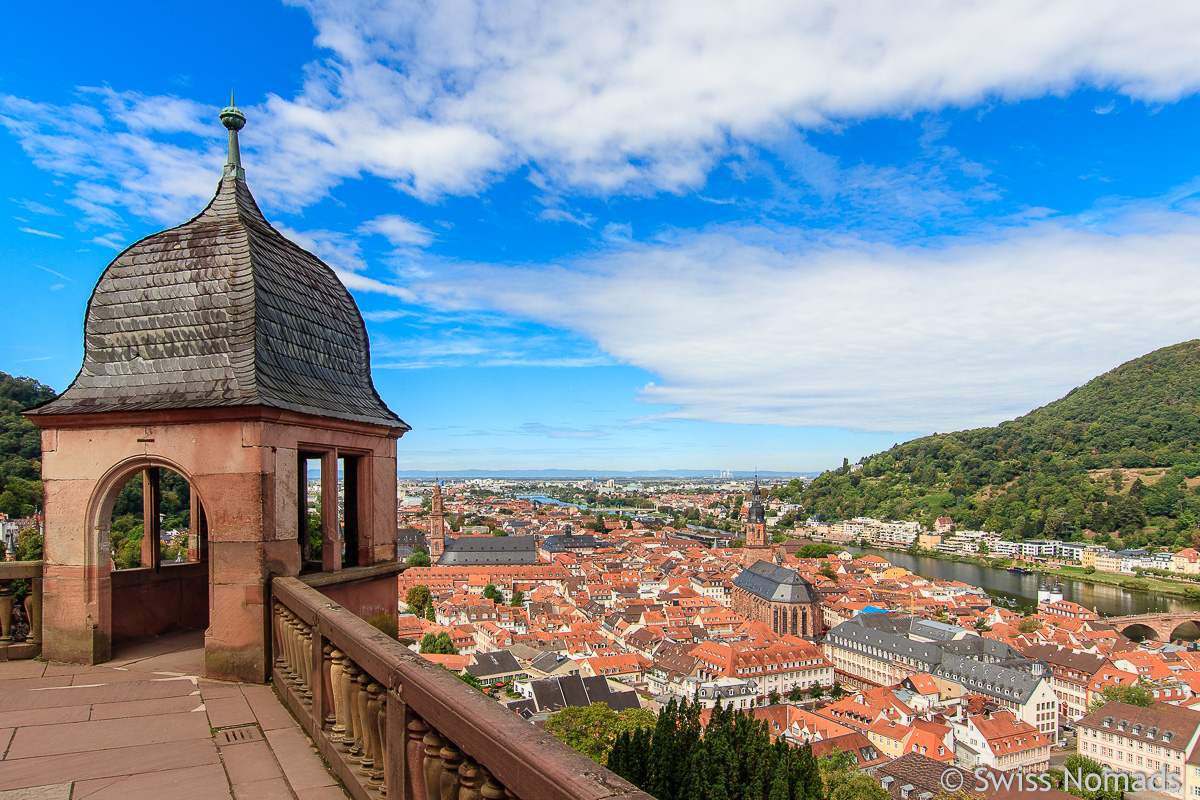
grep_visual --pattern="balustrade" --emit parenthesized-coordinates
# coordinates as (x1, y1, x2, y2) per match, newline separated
(270, 573, 653, 800)
(0, 561, 42, 660)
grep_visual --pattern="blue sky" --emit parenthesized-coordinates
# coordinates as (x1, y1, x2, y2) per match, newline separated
(5, 1, 1200, 473)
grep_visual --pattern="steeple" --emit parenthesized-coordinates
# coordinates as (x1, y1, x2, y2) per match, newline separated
(219, 92, 246, 179)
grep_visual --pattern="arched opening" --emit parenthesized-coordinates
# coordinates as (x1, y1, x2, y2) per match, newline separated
(1168, 621, 1200, 643)
(104, 464, 209, 646)
(1119, 623, 1159, 643)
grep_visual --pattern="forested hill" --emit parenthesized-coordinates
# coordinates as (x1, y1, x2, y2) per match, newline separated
(772, 340, 1200, 550)
(0, 372, 56, 517)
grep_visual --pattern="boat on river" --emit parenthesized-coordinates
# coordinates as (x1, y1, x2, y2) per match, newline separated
(1007, 566, 1035, 575)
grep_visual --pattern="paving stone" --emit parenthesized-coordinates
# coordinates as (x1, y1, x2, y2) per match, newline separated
(241, 684, 299, 732)
(0, 738, 220, 790)
(0, 679, 193, 713)
(232, 776, 295, 800)
(6, 710, 211, 759)
(0, 782, 72, 799)
(0, 705, 89, 728)
(296, 784, 353, 800)
(70, 763, 232, 800)
(88, 693, 203, 720)
(217, 738, 286, 785)
(263, 725, 339, 791)
(205, 694, 258, 728)
(0, 661, 45, 679)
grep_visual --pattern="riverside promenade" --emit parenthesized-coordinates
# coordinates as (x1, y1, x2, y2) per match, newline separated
(0, 630, 349, 800)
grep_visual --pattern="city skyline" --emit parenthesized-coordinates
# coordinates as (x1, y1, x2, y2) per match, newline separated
(5, 2, 1200, 471)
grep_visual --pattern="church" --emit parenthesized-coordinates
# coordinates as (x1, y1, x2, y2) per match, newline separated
(427, 482, 538, 566)
(731, 479, 822, 638)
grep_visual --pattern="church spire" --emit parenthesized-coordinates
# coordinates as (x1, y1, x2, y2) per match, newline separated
(219, 92, 247, 179)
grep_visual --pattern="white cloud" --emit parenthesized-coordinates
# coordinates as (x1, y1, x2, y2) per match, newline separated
(358, 214, 434, 246)
(286, 0, 1200, 193)
(6, 2, 1200, 223)
(19, 227, 62, 238)
(403, 208, 1200, 431)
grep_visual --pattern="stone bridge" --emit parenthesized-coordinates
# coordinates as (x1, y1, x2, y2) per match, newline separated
(1104, 613, 1200, 641)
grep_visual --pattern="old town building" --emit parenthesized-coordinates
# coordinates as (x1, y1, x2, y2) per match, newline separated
(731, 560, 823, 638)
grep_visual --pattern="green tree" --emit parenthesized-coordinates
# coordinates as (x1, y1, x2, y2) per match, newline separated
(407, 550, 431, 567)
(510, 590, 525, 607)
(405, 585, 432, 617)
(482, 583, 504, 604)
(1090, 683, 1153, 711)
(419, 632, 457, 655)
(547, 703, 656, 762)
(807, 683, 825, 700)
(829, 680, 845, 700)
(1018, 617, 1043, 633)
(768, 689, 781, 705)
(15, 527, 42, 561)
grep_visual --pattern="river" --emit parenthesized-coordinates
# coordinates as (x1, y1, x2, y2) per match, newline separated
(843, 547, 1200, 621)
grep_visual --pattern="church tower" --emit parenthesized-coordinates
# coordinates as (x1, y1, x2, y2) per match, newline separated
(741, 475, 772, 566)
(429, 481, 446, 563)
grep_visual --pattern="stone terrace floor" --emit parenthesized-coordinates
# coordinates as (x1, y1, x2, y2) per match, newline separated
(0, 629, 351, 800)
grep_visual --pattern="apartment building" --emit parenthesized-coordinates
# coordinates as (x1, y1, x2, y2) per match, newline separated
(953, 710, 1051, 773)
(1076, 701, 1200, 800)
(823, 615, 1059, 742)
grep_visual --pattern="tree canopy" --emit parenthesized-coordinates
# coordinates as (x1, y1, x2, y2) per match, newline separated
(419, 632, 456, 655)
(605, 696, 839, 800)
(545, 702, 656, 762)
(0, 372, 55, 518)
(1090, 683, 1154, 711)
(771, 341, 1200, 547)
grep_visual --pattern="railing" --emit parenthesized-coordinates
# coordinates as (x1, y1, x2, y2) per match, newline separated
(0, 560, 43, 660)
(271, 573, 654, 800)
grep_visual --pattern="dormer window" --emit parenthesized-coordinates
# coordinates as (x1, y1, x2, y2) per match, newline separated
(1103, 717, 1114, 728)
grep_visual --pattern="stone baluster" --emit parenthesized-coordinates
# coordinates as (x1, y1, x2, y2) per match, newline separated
(407, 718, 431, 800)
(300, 624, 313, 699)
(283, 610, 298, 677)
(278, 610, 294, 676)
(340, 659, 362, 753)
(322, 644, 337, 728)
(0, 582, 12, 643)
(351, 671, 371, 762)
(439, 742, 464, 800)
(480, 769, 506, 800)
(422, 728, 448, 800)
(273, 603, 286, 669)
(458, 758, 484, 800)
(288, 616, 306, 687)
(363, 682, 383, 781)
(373, 692, 388, 793)
(329, 649, 347, 738)
(23, 576, 41, 645)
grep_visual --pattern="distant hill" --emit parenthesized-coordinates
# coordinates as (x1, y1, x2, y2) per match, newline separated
(0, 372, 56, 517)
(773, 340, 1200, 551)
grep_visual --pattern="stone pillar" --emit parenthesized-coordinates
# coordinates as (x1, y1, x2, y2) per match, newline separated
(321, 450, 341, 572)
(40, 449, 112, 665)
(141, 467, 161, 569)
(204, 465, 270, 682)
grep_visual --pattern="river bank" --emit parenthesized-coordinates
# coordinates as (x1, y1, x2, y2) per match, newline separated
(838, 543, 1200, 600)
(840, 545, 1200, 616)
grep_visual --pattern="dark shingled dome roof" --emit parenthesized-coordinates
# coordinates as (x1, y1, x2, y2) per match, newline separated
(733, 560, 819, 604)
(29, 168, 407, 430)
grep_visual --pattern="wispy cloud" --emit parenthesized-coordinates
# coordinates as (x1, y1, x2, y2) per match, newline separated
(10, 198, 62, 216)
(19, 227, 62, 239)
(35, 265, 73, 281)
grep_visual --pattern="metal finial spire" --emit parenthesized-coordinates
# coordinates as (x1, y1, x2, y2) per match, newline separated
(219, 91, 247, 179)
